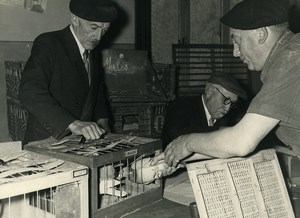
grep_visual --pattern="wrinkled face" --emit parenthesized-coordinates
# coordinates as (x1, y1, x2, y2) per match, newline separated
(230, 28, 265, 71)
(72, 15, 110, 50)
(205, 84, 238, 120)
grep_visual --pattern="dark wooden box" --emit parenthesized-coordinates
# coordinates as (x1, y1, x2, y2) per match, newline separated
(111, 101, 167, 138)
(102, 49, 175, 101)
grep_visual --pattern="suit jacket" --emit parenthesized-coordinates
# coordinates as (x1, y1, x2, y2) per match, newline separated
(19, 26, 110, 144)
(161, 96, 227, 148)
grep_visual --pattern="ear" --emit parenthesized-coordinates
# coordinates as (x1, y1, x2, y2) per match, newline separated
(257, 27, 268, 44)
(205, 84, 214, 98)
(71, 14, 79, 26)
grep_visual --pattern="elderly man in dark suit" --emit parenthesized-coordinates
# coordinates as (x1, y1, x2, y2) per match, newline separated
(19, 0, 118, 144)
(161, 75, 247, 148)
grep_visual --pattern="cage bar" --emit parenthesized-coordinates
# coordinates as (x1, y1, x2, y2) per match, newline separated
(25, 133, 163, 218)
(0, 150, 89, 218)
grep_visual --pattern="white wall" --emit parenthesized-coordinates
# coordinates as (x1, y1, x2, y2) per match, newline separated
(0, 0, 70, 41)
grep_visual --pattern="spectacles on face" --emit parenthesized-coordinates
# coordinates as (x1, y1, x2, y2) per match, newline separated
(214, 87, 237, 108)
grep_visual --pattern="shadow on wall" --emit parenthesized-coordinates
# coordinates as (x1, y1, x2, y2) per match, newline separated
(99, 2, 130, 49)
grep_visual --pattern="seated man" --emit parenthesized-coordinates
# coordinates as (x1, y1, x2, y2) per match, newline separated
(160, 75, 247, 205)
(161, 75, 248, 149)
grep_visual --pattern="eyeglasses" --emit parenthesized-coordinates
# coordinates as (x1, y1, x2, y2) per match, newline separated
(214, 87, 237, 107)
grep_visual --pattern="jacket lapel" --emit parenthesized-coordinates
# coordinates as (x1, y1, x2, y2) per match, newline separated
(60, 26, 90, 87)
(60, 26, 94, 120)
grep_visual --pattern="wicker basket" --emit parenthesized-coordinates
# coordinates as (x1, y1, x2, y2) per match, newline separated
(5, 61, 28, 141)
(6, 98, 28, 141)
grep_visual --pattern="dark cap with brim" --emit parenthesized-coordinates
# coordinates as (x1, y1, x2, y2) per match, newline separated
(209, 75, 247, 100)
(70, 0, 118, 22)
(220, 0, 289, 30)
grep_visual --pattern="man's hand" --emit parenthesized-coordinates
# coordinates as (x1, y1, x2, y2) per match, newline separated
(68, 120, 105, 140)
(150, 152, 165, 166)
(150, 153, 184, 177)
(164, 135, 193, 167)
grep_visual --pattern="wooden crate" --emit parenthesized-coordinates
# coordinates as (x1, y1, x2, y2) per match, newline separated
(0, 150, 89, 218)
(5, 61, 29, 141)
(111, 101, 167, 138)
(6, 98, 28, 141)
(187, 149, 294, 218)
(151, 63, 176, 101)
(25, 133, 163, 218)
(102, 49, 173, 101)
(5, 61, 25, 99)
(172, 44, 250, 97)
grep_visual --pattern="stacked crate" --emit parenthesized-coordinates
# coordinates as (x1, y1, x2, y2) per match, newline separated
(0, 149, 89, 218)
(102, 49, 175, 138)
(110, 101, 167, 138)
(25, 133, 163, 218)
(5, 61, 28, 141)
(172, 44, 251, 97)
(151, 63, 176, 101)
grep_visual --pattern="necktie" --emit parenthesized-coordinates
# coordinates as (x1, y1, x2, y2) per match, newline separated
(83, 50, 91, 85)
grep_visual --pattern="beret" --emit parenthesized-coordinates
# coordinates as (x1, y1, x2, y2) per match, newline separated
(70, 0, 118, 22)
(209, 75, 247, 100)
(220, 0, 289, 30)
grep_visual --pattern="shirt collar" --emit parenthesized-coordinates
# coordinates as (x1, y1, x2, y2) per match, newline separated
(70, 25, 85, 59)
(202, 95, 216, 126)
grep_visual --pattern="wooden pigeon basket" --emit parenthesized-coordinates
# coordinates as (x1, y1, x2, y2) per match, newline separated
(0, 150, 89, 218)
(25, 133, 163, 218)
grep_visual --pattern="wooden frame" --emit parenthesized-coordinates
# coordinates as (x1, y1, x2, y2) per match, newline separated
(0, 150, 89, 218)
(172, 43, 251, 97)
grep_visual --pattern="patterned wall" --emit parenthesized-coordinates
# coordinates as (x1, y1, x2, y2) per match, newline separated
(151, 0, 223, 64)
(190, 0, 221, 44)
(151, 0, 179, 64)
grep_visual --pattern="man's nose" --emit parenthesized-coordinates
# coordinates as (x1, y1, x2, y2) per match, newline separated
(95, 29, 105, 40)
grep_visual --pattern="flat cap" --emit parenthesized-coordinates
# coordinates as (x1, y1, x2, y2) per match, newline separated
(220, 0, 289, 30)
(70, 0, 118, 22)
(209, 75, 247, 100)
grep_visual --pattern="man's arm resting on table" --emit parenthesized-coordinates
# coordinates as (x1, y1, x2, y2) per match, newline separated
(165, 113, 280, 167)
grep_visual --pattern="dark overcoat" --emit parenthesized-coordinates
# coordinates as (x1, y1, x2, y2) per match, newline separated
(19, 26, 110, 143)
(161, 96, 223, 148)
